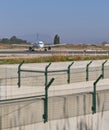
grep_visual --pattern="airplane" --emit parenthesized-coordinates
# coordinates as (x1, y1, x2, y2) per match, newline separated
(26, 33, 66, 51)
(28, 40, 66, 51)
(28, 40, 50, 51)
(12, 40, 66, 51)
(12, 33, 66, 51)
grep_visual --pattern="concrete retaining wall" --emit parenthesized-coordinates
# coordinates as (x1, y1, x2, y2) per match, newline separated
(0, 60, 109, 130)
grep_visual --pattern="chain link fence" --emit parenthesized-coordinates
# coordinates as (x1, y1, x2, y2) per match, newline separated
(0, 89, 108, 129)
(0, 60, 109, 129)
(0, 60, 109, 87)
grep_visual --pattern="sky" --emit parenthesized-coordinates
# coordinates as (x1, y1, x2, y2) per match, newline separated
(0, 0, 109, 44)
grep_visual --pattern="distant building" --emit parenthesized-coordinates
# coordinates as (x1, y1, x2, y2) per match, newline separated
(104, 44, 109, 46)
(101, 41, 109, 46)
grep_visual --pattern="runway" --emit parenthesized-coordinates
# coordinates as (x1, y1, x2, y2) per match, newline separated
(0, 49, 109, 56)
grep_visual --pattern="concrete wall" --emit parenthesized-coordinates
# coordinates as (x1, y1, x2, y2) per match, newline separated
(0, 88, 109, 130)
(0, 60, 109, 130)
(4, 111, 109, 130)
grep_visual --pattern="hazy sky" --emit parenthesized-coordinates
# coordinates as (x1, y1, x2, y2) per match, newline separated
(0, 0, 109, 43)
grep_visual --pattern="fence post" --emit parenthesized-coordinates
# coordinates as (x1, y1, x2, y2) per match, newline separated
(45, 63, 51, 86)
(43, 78, 55, 123)
(17, 61, 24, 88)
(67, 62, 74, 83)
(92, 74, 103, 114)
(102, 60, 107, 79)
(86, 61, 92, 81)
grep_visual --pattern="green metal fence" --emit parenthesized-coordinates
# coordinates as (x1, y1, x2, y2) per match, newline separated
(17, 61, 74, 88)
(0, 89, 108, 129)
(0, 60, 109, 128)
(0, 60, 109, 88)
(17, 60, 109, 87)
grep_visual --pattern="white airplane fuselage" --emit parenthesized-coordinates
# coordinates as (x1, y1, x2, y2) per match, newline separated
(34, 41, 44, 48)
(29, 41, 49, 51)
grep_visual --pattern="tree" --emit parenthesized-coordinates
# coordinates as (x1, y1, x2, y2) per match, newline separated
(1, 38, 9, 44)
(0, 36, 27, 44)
(54, 34, 60, 44)
(9, 36, 27, 44)
(10, 36, 17, 44)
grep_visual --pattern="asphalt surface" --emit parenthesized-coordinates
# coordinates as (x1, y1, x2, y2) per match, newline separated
(0, 49, 109, 56)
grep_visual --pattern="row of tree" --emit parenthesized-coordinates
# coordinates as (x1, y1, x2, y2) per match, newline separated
(0, 36, 27, 44)
(0, 34, 60, 45)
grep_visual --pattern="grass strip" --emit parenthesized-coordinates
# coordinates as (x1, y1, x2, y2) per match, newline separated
(0, 55, 109, 64)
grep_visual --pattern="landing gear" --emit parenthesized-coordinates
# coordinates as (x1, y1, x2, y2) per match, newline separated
(29, 47, 34, 51)
(44, 48, 47, 51)
(48, 46, 51, 50)
(44, 47, 51, 51)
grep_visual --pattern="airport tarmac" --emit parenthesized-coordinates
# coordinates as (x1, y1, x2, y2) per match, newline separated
(0, 49, 109, 59)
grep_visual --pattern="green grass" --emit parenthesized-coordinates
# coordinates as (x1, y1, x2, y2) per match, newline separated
(0, 55, 109, 64)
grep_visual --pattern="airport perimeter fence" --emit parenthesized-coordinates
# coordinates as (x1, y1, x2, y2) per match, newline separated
(0, 60, 109, 88)
(0, 89, 109, 129)
(0, 60, 109, 129)
(0, 60, 108, 99)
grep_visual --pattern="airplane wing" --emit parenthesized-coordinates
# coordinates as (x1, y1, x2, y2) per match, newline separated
(44, 43, 66, 47)
(12, 42, 66, 51)
(43, 43, 66, 51)
(12, 43, 33, 47)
